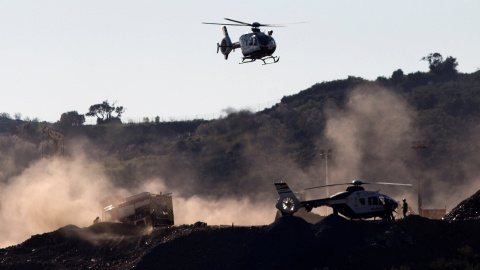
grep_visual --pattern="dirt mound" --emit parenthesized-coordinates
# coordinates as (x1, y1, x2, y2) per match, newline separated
(137, 226, 265, 270)
(266, 215, 313, 237)
(0, 223, 170, 269)
(86, 222, 145, 236)
(257, 216, 316, 269)
(3, 217, 480, 269)
(138, 216, 316, 270)
(444, 189, 480, 220)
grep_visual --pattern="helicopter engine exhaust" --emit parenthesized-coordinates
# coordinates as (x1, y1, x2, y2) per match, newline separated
(217, 26, 233, 60)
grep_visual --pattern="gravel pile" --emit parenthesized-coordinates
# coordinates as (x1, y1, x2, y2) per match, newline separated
(444, 190, 480, 220)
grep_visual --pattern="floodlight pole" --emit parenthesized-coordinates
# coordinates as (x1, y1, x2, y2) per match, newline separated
(320, 149, 333, 197)
(411, 140, 427, 216)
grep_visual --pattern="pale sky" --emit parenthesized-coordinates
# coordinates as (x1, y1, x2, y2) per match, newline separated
(1, 1, 479, 123)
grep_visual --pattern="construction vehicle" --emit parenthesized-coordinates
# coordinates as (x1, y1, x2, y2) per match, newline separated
(42, 126, 64, 156)
(102, 192, 174, 227)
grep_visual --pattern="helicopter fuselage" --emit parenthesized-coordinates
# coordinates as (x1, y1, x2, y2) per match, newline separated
(238, 29, 276, 60)
(275, 182, 401, 220)
(305, 186, 399, 220)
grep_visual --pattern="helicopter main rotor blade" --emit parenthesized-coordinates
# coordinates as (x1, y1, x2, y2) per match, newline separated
(223, 18, 285, 27)
(202, 22, 250, 26)
(224, 18, 251, 25)
(204, 18, 307, 28)
(363, 182, 413, 186)
(271, 21, 310, 25)
(304, 179, 412, 191)
(304, 183, 352, 190)
(260, 25, 286, 27)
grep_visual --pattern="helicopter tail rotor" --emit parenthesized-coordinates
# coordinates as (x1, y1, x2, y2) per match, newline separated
(274, 182, 302, 216)
(216, 26, 235, 60)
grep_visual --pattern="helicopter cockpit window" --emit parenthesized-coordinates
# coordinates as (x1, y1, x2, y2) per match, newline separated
(368, 197, 379, 205)
(359, 198, 366, 205)
(378, 196, 385, 205)
(249, 36, 258, 46)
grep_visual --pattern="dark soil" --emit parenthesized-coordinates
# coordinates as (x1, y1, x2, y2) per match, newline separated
(2, 190, 480, 270)
(444, 189, 480, 221)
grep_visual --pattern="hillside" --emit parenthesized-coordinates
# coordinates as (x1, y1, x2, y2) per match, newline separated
(1, 63, 480, 250)
(4, 69, 478, 200)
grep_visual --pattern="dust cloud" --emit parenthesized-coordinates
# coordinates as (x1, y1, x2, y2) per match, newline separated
(0, 153, 128, 248)
(324, 85, 415, 182)
(136, 179, 274, 226)
(0, 157, 274, 248)
(173, 196, 273, 226)
(320, 84, 480, 213)
(422, 121, 480, 210)
(312, 84, 417, 208)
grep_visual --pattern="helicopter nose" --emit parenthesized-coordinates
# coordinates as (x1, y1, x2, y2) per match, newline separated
(267, 41, 276, 50)
(391, 200, 398, 208)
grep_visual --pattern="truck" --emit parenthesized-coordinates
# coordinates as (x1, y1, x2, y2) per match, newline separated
(102, 192, 174, 227)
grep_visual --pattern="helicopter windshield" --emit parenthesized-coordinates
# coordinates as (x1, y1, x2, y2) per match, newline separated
(256, 34, 272, 46)
(379, 196, 386, 205)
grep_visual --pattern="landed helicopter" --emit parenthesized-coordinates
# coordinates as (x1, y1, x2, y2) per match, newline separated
(202, 18, 284, 65)
(274, 180, 412, 220)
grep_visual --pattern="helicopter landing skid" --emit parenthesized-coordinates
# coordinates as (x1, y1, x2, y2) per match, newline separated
(239, 56, 280, 65)
(260, 55, 280, 65)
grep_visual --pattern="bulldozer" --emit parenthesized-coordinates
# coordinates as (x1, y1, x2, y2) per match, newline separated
(102, 192, 174, 227)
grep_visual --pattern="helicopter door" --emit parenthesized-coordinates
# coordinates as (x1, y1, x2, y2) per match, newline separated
(358, 198, 366, 206)
(354, 192, 370, 214)
(368, 196, 379, 205)
(241, 35, 259, 56)
(249, 36, 257, 46)
(345, 192, 366, 214)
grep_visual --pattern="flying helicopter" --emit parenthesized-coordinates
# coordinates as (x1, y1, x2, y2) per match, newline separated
(274, 180, 412, 220)
(202, 18, 285, 65)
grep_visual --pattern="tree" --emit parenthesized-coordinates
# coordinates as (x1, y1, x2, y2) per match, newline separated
(14, 112, 22, 121)
(86, 100, 125, 124)
(59, 111, 85, 127)
(391, 69, 404, 84)
(0, 112, 11, 119)
(422, 52, 443, 69)
(421, 52, 458, 77)
(441, 56, 459, 75)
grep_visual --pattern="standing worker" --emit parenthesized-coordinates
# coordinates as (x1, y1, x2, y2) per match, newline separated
(384, 199, 394, 221)
(402, 198, 408, 218)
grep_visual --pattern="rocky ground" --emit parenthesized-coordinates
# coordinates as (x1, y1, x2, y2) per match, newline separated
(2, 192, 480, 270)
